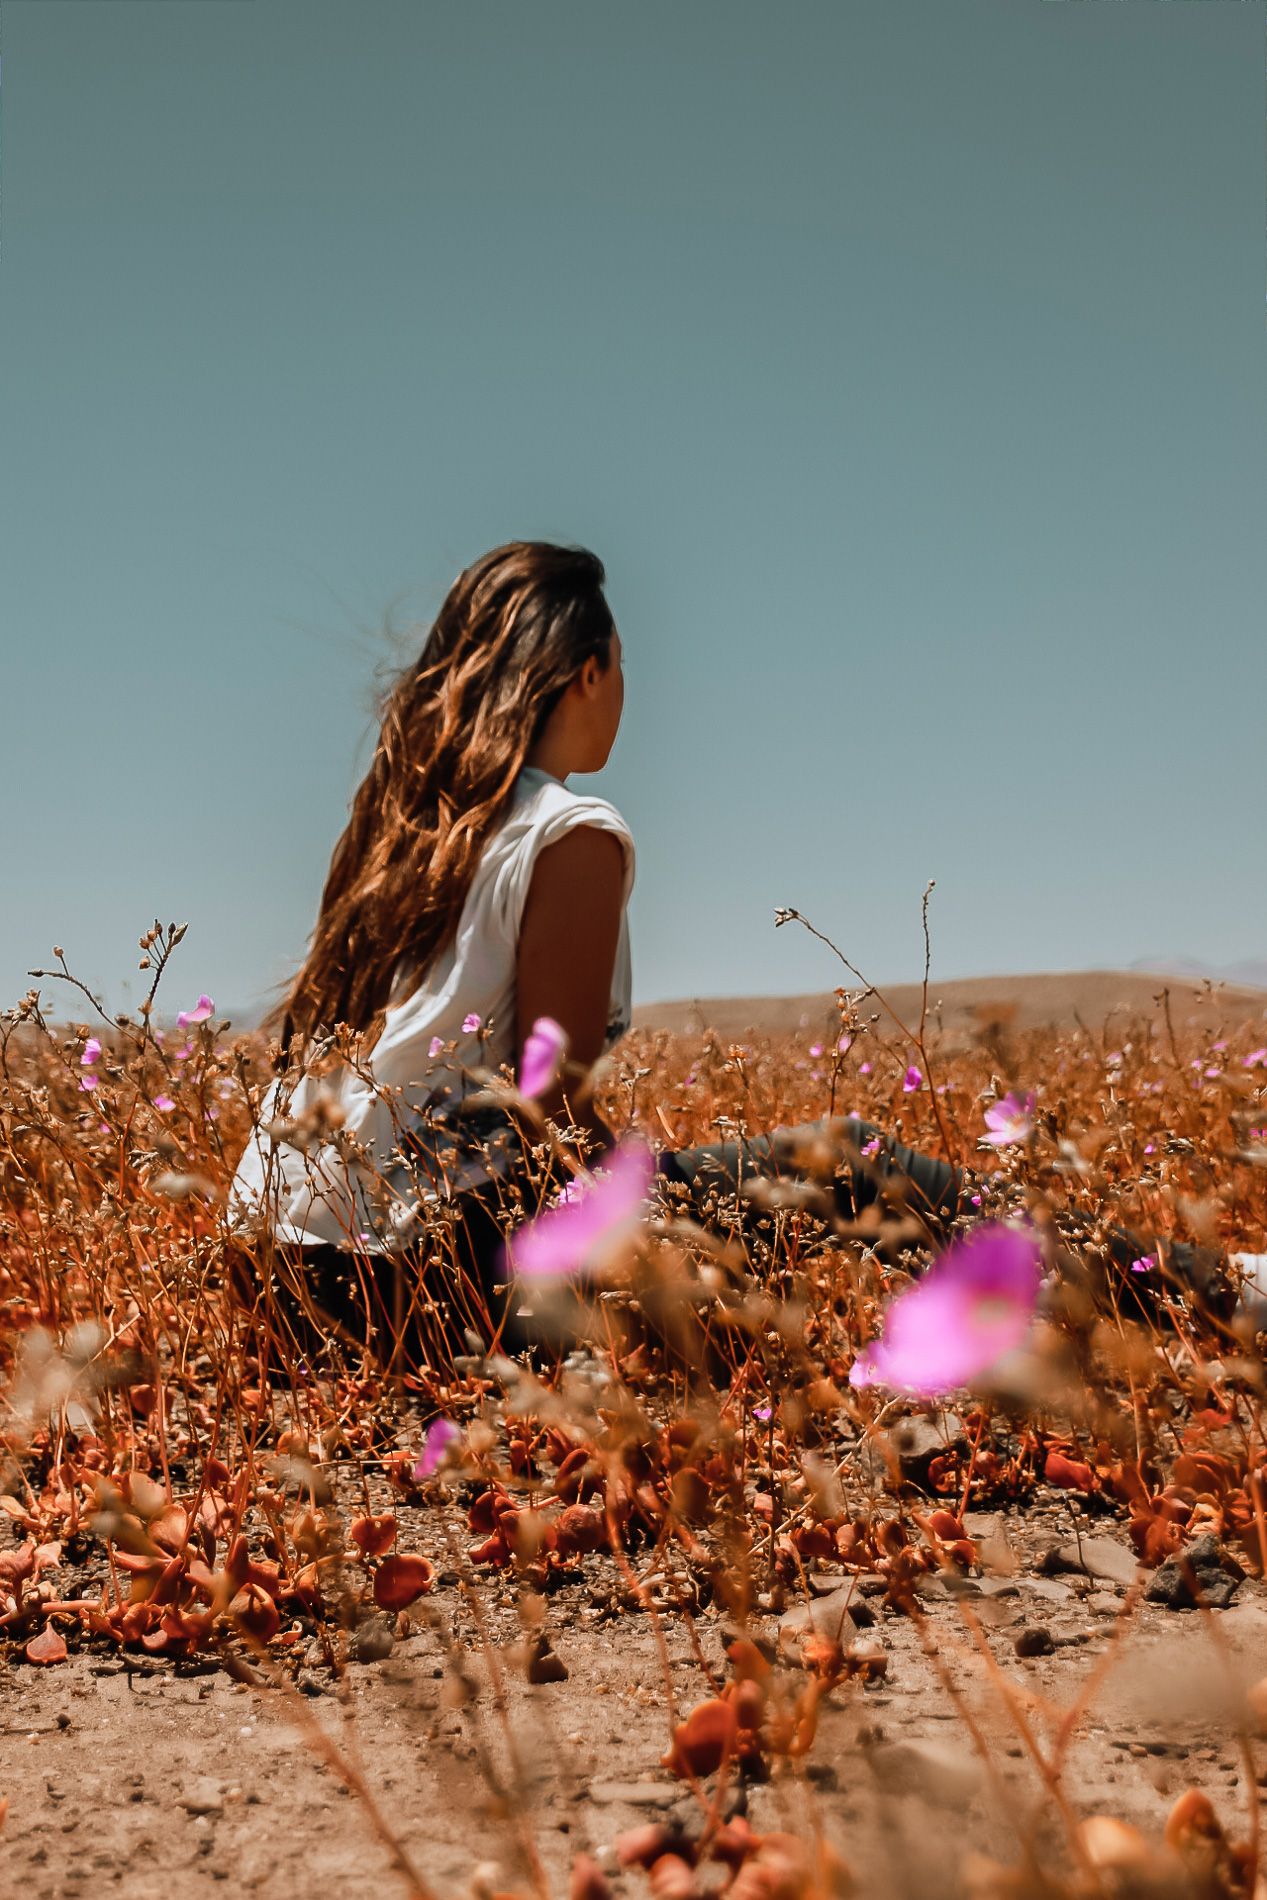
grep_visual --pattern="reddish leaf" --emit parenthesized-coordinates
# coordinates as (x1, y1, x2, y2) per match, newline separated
(26, 1625, 67, 1666)
(1045, 1450, 1095, 1493)
(373, 1553, 433, 1610)
(350, 1514, 397, 1559)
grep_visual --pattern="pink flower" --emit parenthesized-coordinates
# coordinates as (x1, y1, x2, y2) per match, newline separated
(1130, 1255, 1155, 1275)
(501, 1137, 656, 1281)
(520, 1016, 568, 1099)
(981, 1090, 1036, 1149)
(849, 1221, 1043, 1398)
(837, 1034, 853, 1054)
(903, 1066, 923, 1093)
(1244, 1048, 1267, 1069)
(414, 1416, 461, 1481)
(153, 1095, 176, 1112)
(462, 1012, 483, 1035)
(753, 1403, 773, 1423)
(78, 1074, 98, 1092)
(970, 1192, 983, 1207)
(1144, 1142, 1156, 1155)
(177, 994, 214, 1028)
(81, 1038, 102, 1067)
(174, 1041, 194, 1061)
(428, 1035, 444, 1058)
(860, 1061, 873, 1076)
(862, 1135, 881, 1158)
(809, 1042, 823, 1058)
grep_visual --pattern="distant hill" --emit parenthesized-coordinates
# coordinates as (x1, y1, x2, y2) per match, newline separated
(630, 968, 1267, 1045)
(1131, 955, 1267, 992)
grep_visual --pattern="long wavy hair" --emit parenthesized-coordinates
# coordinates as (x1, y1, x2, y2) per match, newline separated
(261, 540, 616, 1071)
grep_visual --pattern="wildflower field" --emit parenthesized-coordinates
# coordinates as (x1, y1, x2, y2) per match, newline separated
(3, 931, 1267, 1900)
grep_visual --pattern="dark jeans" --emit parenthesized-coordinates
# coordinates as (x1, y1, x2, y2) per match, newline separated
(245, 1113, 1232, 1373)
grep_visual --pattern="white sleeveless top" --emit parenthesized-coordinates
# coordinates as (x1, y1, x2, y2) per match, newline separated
(226, 765, 635, 1252)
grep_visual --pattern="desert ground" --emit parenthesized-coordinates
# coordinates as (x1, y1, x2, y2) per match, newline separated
(3, 963, 1267, 1900)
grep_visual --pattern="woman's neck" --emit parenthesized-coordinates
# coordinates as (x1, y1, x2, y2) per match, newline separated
(522, 755, 568, 786)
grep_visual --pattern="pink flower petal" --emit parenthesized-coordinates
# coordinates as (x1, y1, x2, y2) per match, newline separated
(78, 1074, 98, 1092)
(520, 1016, 569, 1098)
(462, 1012, 483, 1034)
(501, 1137, 656, 1281)
(903, 1066, 923, 1092)
(153, 1095, 176, 1112)
(428, 1035, 445, 1058)
(414, 1416, 461, 1480)
(849, 1222, 1043, 1398)
(81, 1038, 102, 1066)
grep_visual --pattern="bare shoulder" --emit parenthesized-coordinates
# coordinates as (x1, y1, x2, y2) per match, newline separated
(528, 824, 625, 896)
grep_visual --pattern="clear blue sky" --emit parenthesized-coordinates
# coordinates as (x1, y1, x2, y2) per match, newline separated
(2, 0, 1264, 1026)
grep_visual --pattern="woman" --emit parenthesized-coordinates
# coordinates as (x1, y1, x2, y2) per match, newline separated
(226, 540, 1243, 1374)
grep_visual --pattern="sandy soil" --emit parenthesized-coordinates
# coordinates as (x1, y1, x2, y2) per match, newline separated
(4, 1495, 1266, 1900)
(631, 970, 1267, 1044)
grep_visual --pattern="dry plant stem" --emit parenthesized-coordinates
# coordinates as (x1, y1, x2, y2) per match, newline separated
(775, 905, 959, 1168)
(945, 1592, 1101, 1888)
(437, 1520, 551, 1900)
(906, 1604, 1055, 1885)
(227, 1640, 439, 1900)
(1048, 1579, 1146, 1764)
(1183, 1570, 1261, 1880)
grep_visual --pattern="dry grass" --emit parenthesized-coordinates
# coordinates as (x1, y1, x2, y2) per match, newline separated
(3, 923, 1267, 1899)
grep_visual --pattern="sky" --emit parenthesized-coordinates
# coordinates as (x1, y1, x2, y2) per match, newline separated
(2, 0, 1264, 1028)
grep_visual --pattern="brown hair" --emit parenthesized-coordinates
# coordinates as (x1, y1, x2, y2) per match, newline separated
(261, 540, 616, 1070)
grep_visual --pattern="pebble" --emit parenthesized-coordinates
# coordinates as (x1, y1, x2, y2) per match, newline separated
(177, 1780, 223, 1817)
(588, 1782, 678, 1808)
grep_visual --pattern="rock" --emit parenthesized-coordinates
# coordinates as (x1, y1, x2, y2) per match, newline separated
(777, 1588, 872, 1655)
(1087, 1593, 1121, 1617)
(1145, 1537, 1244, 1611)
(720, 1619, 777, 1664)
(349, 1616, 395, 1663)
(886, 1413, 968, 1488)
(1014, 1627, 1055, 1658)
(177, 1780, 223, 1817)
(588, 1782, 678, 1808)
(867, 1737, 984, 1805)
(1040, 1538, 1137, 1587)
(974, 1577, 1022, 1600)
(526, 1635, 569, 1684)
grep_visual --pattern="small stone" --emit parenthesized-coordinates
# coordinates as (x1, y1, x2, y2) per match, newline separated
(527, 1635, 569, 1684)
(1145, 1538, 1244, 1611)
(777, 1589, 871, 1655)
(887, 1412, 968, 1488)
(349, 1616, 395, 1664)
(1040, 1538, 1137, 1587)
(1014, 1627, 1055, 1658)
(588, 1781, 677, 1808)
(1086, 1593, 1121, 1617)
(177, 1780, 223, 1817)
(867, 1737, 984, 1805)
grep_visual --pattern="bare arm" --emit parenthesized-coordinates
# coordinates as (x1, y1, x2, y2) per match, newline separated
(514, 824, 625, 1160)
